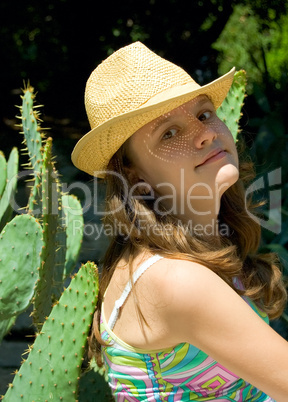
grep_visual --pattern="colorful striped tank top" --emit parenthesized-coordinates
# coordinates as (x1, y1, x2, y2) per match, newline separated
(100, 255, 275, 401)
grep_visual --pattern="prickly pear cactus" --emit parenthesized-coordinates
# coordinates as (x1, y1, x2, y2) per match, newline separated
(78, 361, 113, 401)
(16, 86, 84, 330)
(62, 194, 84, 279)
(0, 316, 16, 343)
(0, 151, 7, 197)
(0, 214, 43, 340)
(216, 70, 247, 141)
(32, 137, 65, 327)
(3, 261, 98, 402)
(0, 82, 88, 396)
(19, 84, 45, 215)
(0, 148, 19, 232)
(20, 84, 43, 171)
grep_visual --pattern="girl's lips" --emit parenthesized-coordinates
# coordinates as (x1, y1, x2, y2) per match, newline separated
(197, 150, 227, 167)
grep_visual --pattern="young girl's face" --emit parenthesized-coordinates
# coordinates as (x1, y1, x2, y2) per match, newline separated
(125, 95, 239, 220)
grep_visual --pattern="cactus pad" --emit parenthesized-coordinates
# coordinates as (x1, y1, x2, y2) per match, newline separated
(62, 194, 84, 279)
(0, 214, 43, 320)
(78, 361, 113, 401)
(2, 261, 99, 401)
(216, 70, 247, 142)
(0, 147, 19, 232)
(19, 84, 45, 215)
(0, 151, 7, 198)
(32, 137, 64, 327)
(20, 85, 44, 173)
(0, 316, 16, 343)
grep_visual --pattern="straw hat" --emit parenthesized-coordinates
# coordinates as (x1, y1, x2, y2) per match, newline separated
(72, 41, 235, 177)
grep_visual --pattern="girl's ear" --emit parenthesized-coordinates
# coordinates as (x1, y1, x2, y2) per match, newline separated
(123, 166, 152, 196)
(123, 165, 140, 186)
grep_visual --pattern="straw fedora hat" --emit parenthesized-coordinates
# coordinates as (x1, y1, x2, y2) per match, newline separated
(72, 41, 235, 177)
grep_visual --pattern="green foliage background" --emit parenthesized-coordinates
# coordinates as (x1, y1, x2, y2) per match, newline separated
(0, 0, 287, 334)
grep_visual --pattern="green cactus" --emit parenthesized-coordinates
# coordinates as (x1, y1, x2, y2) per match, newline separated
(0, 151, 7, 197)
(2, 261, 99, 402)
(53, 197, 67, 299)
(78, 361, 113, 401)
(19, 84, 45, 215)
(0, 214, 43, 342)
(15, 86, 84, 329)
(0, 148, 19, 232)
(62, 194, 84, 279)
(21, 85, 44, 171)
(0, 316, 16, 343)
(0, 83, 90, 398)
(216, 70, 247, 141)
(31, 139, 83, 328)
(32, 137, 65, 326)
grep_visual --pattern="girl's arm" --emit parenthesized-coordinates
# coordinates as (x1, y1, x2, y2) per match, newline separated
(159, 259, 288, 401)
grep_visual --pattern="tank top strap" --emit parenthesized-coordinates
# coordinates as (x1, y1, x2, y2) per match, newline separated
(107, 254, 163, 330)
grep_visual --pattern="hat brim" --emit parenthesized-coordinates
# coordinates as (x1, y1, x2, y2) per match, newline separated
(72, 67, 235, 177)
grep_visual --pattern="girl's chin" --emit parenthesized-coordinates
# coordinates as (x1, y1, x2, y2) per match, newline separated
(215, 164, 240, 190)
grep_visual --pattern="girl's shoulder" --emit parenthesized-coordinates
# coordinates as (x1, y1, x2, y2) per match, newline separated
(147, 256, 288, 401)
(142, 256, 221, 302)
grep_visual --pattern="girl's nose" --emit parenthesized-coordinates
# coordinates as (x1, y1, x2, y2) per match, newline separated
(193, 124, 217, 149)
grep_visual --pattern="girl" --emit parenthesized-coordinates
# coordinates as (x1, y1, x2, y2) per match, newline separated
(72, 42, 288, 401)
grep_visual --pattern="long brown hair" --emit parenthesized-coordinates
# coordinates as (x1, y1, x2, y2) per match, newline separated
(88, 138, 287, 365)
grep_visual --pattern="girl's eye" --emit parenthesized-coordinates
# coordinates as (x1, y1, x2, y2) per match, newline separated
(198, 111, 212, 122)
(162, 128, 178, 140)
